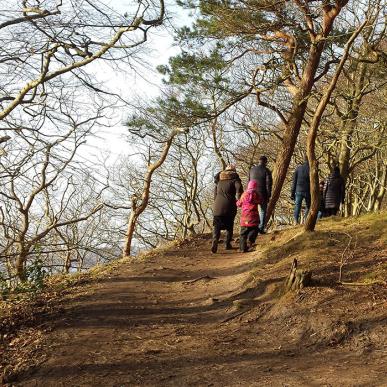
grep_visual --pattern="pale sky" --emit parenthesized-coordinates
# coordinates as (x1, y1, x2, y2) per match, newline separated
(82, 1, 188, 161)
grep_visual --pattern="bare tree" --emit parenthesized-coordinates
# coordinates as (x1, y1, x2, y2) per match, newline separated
(0, 118, 103, 282)
(122, 128, 182, 257)
(0, 0, 165, 122)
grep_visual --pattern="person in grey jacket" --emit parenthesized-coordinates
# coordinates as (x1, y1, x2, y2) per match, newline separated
(212, 165, 243, 253)
(249, 156, 272, 233)
(291, 159, 310, 224)
(323, 166, 345, 216)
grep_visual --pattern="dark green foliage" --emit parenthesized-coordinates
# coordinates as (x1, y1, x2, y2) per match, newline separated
(176, 0, 294, 41)
(163, 0, 357, 135)
(153, 47, 235, 127)
(158, 50, 228, 86)
(24, 258, 49, 291)
(165, 1, 303, 123)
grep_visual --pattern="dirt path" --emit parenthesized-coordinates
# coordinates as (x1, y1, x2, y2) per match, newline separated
(10, 234, 387, 386)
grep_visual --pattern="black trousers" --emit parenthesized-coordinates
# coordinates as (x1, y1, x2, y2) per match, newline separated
(213, 216, 234, 246)
(239, 226, 259, 252)
(325, 208, 338, 217)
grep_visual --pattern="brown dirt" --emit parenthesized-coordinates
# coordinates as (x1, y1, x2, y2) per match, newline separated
(2, 223, 387, 386)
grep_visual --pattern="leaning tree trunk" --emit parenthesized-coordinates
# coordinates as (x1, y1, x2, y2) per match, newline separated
(266, 2, 355, 224)
(122, 131, 178, 258)
(267, 101, 307, 223)
(305, 158, 320, 231)
(123, 198, 140, 258)
(266, 4, 348, 223)
(304, 19, 367, 231)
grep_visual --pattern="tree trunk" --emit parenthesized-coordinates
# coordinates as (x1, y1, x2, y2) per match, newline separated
(122, 131, 178, 258)
(304, 19, 367, 231)
(123, 200, 139, 257)
(266, 3, 352, 223)
(267, 40, 336, 222)
(64, 251, 72, 274)
(267, 100, 307, 223)
(305, 158, 319, 231)
(373, 163, 387, 211)
(338, 60, 367, 184)
(15, 254, 27, 282)
(210, 118, 227, 170)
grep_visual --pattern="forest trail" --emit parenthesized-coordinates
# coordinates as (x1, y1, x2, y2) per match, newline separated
(5, 219, 387, 386)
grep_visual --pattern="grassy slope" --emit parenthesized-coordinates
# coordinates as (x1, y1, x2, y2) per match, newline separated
(240, 211, 387, 355)
(255, 211, 386, 285)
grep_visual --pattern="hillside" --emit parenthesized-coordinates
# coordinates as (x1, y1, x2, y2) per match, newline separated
(1, 212, 386, 386)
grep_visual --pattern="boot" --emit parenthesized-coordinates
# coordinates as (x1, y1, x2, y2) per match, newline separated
(211, 225, 221, 253)
(211, 239, 218, 253)
(240, 237, 248, 253)
(225, 230, 233, 250)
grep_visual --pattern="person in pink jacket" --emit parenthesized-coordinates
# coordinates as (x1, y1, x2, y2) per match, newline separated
(237, 180, 262, 252)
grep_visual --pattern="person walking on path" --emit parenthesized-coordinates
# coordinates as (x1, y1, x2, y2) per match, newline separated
(237, 180, 262, 253)
(323, 166, 345, 217)
(249, 156, 272, 233)
(318, 180, 326, 219)
(212, 164, 243, 253)
(291, 158, 311, 224)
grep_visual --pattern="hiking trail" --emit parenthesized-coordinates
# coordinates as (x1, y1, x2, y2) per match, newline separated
(4, 221, 387, 386)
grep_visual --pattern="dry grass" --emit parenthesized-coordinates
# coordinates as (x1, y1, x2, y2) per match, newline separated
(248, 211, 387, 287)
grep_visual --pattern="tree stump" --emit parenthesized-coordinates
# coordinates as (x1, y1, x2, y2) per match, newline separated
(284, 259, 312, 292)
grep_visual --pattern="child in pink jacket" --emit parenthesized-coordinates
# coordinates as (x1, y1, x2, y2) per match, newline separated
(237, 180, 262, 252)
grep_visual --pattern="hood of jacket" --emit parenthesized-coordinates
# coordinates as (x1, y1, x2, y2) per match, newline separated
(219, 170, 239, 181)
(247, 180, 257, 191)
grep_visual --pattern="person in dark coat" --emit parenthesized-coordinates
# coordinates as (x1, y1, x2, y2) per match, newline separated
(212, 164, 243, 253)
(323, 166, 345, 216)
(249, 155, 272, 233)
(317, 180, 325, 219)
(291, 158, 311, 224)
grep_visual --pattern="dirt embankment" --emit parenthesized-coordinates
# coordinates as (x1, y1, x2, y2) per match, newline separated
(1, 213, 386, 386)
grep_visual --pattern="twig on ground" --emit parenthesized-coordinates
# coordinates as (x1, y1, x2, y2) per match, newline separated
(182, 275, 216, 284)
(338, 280, 386, 286)
(221, 309, 248, 323)
(338, 232, 358, 283)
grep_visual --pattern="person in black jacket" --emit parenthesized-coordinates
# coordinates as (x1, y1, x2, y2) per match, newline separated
(212, 165, 243, 253)
(323, 166, 345, 216)
(317, 180, 325, 219)
(291, 159, 310, 224)
(249, 156, 272, 233)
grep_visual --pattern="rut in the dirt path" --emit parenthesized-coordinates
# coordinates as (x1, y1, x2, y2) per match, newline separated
(8, 230, 387, 387)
